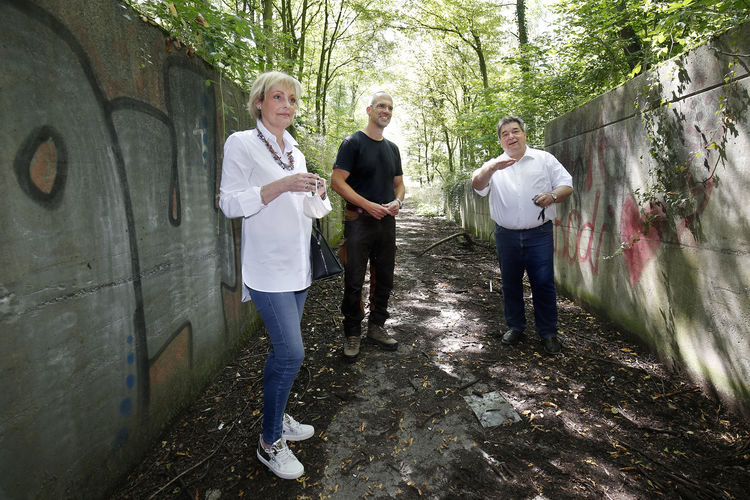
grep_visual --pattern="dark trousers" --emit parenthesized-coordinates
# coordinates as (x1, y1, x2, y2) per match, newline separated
(340, 210, 396, 336)
(494, 221, 558, 339)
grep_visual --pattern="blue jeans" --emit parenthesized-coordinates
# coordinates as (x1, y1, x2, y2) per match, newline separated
(249, 287, 308, 444)
(494, 222, 558, 339)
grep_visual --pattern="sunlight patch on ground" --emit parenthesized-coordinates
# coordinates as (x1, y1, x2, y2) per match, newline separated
(439, 308, 462, 323)
(437, 336, 467, 353)
(436, 333, 486, 355)
(434, 359, 457, 376)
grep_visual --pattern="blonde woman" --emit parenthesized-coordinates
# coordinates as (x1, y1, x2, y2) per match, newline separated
(219, 71, 331, 479)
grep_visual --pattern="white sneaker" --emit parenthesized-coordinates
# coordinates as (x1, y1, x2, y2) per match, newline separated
(256, 436, 304, 480)
(282, 413, 314, 441)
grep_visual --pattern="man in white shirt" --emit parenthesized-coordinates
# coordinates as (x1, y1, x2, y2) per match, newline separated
(471, 116, 573, 354)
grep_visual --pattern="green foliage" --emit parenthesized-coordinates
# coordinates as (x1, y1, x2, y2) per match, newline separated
(126, 0, 264, 89)
(551, 0, 750, 93)
(414, 202, 443, 217)
(632, 52, 747, 241)
(125, 0, 749, 204)
(404, 181, 446, 217)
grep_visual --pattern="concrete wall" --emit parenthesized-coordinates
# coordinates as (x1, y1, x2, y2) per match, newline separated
(448, 23, 750, 414)
(444, 181, 495, 241)
(1, 0, 259, 497)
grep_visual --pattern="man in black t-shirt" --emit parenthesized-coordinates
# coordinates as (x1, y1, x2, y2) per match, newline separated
(331, 91, 406, 361)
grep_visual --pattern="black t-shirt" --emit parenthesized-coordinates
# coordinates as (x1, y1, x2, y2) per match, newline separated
(333, 131, 403, 204)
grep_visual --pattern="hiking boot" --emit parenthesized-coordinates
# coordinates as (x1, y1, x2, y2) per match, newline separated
(343, 335, 361, 361)
(282, 413, 314, 441)
(256, 436, 304, 480)
(542, 336, 562, 355)
(366, 322, 398, 351)
(501, 329, 525, 345)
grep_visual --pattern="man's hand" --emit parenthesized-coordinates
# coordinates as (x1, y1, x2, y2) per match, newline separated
(471, 157, 517, 191)
(532, 192, 555, 208)
(382, 199, 400, 217)
(490, 158, 516, 172)
(366, 201, 391, 220)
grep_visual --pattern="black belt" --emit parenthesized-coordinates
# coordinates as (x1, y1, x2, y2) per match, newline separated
(346, 203, 371, 216)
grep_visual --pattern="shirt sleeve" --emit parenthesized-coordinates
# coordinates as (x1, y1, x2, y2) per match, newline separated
(392, 141, 403, 177)
(473, 157, 498, 197)
(333, 135, 356, 172)
(474, 184, 490, 197)
(546, 153, 573, 189)
(219, 133, 266, 219)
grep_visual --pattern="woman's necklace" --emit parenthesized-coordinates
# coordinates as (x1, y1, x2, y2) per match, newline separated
(257, 128, 294, 171)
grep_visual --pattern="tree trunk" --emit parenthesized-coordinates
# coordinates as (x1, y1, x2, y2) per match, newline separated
(516, 0, 529, 73)
(470, 30, 489, 89)
(296, 0, 308, 81)
(444, 126, 454, 173)
(315, 0, 329, 130)
(262, 0, 274, 70)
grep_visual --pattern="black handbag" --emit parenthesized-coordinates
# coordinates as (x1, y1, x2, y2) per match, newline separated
(310, 221, 343, 281)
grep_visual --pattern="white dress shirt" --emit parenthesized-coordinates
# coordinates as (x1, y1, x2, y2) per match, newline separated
(474, 147, 573, 230)
(219, 120, 331, 300)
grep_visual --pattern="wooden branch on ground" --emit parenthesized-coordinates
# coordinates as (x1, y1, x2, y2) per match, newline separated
(147, 404, 255, 500)
(419, 231, 474, 256)
(456, 378, 480, 391)
(620, 439, 723, 499)
(616, 406, 680, 435)
(651, 385, 699, 400)
(417, 410, 442, 428)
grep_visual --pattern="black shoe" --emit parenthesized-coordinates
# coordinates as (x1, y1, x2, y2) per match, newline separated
(501, 329, 524, 345)
(542, 336, 562, 355)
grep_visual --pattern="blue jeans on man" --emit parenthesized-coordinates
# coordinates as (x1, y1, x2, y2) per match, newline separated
(494, 221, 558, 339)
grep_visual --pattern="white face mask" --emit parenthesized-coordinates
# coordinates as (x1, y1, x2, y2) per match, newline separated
(303, 178, 330, 219)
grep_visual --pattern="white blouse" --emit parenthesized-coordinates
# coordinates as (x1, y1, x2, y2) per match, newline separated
(219, 120, 332, 300)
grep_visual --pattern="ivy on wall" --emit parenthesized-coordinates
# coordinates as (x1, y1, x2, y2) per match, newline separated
(615, 41, 749, 254)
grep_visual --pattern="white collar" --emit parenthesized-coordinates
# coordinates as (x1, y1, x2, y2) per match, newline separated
(256, 119, 298, 151)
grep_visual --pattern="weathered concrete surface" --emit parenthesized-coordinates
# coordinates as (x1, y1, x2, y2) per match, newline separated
(0, 0, 256, 497)
(446, 23, 750, 415)
(546, 23, 750, 415)
(444, 181, 495, 241)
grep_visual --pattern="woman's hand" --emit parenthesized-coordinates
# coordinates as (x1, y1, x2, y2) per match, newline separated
(287, 172, 322, 193)
(260, 173, 325, 205)
(316, 177, 328, 200)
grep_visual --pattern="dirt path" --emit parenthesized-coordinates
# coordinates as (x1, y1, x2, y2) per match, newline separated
(113, 208, 749, 499)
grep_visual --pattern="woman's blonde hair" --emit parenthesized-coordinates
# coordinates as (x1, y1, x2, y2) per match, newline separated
(247, 71, 302, 121)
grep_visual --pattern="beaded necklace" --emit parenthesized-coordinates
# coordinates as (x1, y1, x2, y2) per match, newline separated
(257, 128, 294, 171)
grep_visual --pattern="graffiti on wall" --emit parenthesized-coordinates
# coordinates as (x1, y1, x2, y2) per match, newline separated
(1, 0, 245, 491)
(552, 132, 613, 277)
(551, 104, 717, 287)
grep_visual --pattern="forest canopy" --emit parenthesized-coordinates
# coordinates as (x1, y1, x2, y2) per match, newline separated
(126, 0, 749, 187)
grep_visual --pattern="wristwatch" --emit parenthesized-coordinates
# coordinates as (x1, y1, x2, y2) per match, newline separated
(397, 198, 403, 208)
(550, 192, 558, 202)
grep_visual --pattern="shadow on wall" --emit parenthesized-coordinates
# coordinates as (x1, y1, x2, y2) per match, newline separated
(1, 0, 251, 497)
